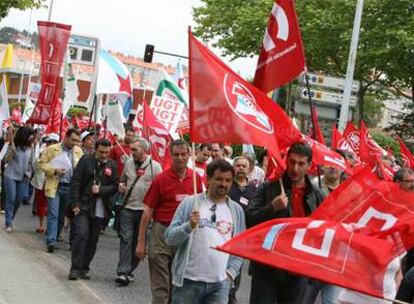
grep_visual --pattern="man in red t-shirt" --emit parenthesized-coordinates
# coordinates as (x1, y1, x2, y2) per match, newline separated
(109, 126, 135, 176)
(194, 143, 211, 183)
(135, 139, 203, 304)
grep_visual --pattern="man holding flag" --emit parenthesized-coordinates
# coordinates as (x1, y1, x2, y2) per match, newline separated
(245, 142, 324, 304)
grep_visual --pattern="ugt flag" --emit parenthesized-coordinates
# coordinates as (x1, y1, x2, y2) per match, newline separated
(96, 50, 133, 97)
(254, 0, 306, 92)
(189, 30, 301, 159)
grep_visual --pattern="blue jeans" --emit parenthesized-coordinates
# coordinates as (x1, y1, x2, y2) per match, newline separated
(172, 279, 230, 304)
(46, 183, 70, 246)
(4, 176, 29, 228)
(303, 280, 341, 304)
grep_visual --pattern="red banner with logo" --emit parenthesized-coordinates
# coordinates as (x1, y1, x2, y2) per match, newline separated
(217, 217, 401, 299)
(343, 121, 360, 154)
(253, 0, 306, 92)
(28, 21, 71, 124)
(189, 30, 301, 161)
(312, 166, 414, 230)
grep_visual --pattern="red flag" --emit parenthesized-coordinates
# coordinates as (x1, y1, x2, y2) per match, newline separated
(253, 0, 306, 92)
(139, 101, 172, 169)
(359, 121, 386, 166)
(397, 137, 414, 169)
(46, 98, 62, 134)
(343, 121, 360, 154)
(217, 217, 401, 299)
(312, 166, 414, 231)
(301, 135, 353, 175)
(310, 106, 325, 145)
(266, 152, 286, 181)
(189, 31, 301, 160)
(373, 156, 394, 181)
(28, 21, 71, 125)
(11, 108, 22, 125)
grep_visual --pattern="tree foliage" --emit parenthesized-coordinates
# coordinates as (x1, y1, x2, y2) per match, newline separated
(193, 0, 414, 122)
(0, 0, 46, 20)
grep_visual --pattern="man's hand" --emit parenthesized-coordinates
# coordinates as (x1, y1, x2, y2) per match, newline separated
(73, 206, 81, 216)
(135, 240, 146, 260)
(91, 184, 100, 194)
(55, 168, 66, 176)
(189, 210, 200, 229)
(271, 193, 288, 212)
(118, 183, 126, 194)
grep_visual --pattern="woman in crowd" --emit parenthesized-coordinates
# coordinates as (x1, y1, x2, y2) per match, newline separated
(3, 126, 35, 232)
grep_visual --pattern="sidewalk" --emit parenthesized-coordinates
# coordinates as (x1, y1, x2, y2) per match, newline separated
(0, 226, 104, 304)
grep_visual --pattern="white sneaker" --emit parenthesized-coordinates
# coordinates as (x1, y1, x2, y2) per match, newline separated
(5, 226, 12, 233)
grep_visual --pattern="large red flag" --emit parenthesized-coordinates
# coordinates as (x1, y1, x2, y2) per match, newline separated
(397, 137, 414, 169)
(217, 217, 401, 300)
(189, 31, 301, 158)
(28, 21, 71, 125)
(312, 166, 414, 231)
(253, 0, 306, 92)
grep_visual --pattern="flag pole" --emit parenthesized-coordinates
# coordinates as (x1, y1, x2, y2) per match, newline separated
(305, 72, 322, 188)
(338, 0, 364, 132)
(188, 26, 198, 211)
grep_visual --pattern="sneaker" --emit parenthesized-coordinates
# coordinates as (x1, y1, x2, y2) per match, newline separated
(127, 274, 135, 283)
(5, 226, 12, 233)
(68, 272, 79, 280)
(57, 235, 64, 242)
(0, 210, 5, 214)
(47, 244, 55, 253)
(115, 274, 129, 286)
(80, 271, 91, 280)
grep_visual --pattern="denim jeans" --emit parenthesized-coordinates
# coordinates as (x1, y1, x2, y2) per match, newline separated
(116, 208, 143, 276)
(46, 183, 70, 246)
(4, 176, 29, 228)
(172, 279, 231, 304)
(303, 280, 341, 304)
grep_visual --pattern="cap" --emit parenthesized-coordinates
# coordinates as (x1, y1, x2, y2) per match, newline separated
(46, 133, 60, 142)
(81, 131, 93, 141)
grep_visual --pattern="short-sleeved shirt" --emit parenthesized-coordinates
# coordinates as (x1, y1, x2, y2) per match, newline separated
(144, 168, 203, 225)
(109, 144, 131, 176)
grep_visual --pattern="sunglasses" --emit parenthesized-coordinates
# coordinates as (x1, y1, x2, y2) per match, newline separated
(210, 204, 217, 223)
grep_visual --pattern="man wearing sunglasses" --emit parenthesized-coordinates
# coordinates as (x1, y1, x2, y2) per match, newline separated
(165, 159, 246, 304)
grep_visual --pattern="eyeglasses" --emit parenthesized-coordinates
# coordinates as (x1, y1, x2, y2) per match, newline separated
(210, 204, 217, 223)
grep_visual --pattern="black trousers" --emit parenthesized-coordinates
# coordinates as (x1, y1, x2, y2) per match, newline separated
(70, 213, 104, 273)
(249, 265, 307, 304)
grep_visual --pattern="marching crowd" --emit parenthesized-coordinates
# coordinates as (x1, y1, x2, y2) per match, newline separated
(1, 123, 414, 304)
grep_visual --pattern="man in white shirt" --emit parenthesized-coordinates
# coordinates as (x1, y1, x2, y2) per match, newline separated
(165, 159, 246, 304)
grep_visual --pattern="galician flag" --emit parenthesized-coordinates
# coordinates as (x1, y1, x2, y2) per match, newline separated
(173, 59, 187, 91)
(104, 94, 126, 138)
(0, 77, 10, 122)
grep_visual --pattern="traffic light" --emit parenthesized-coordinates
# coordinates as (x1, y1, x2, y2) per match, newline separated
(144, 44, 154, 63)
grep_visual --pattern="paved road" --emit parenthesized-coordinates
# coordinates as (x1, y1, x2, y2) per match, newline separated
(2, 204, 251, 304)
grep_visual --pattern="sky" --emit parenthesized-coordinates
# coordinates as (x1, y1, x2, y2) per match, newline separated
(0, 0, 258, 78)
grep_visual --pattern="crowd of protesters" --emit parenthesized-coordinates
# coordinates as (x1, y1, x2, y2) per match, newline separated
(1, 123, 414, 304)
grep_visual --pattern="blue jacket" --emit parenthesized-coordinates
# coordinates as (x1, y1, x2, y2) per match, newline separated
(165, 192, 246, 287)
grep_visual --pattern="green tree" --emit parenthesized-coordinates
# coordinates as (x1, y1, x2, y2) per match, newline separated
(0, 0, 46, 20)
(193, 0, 414, 121)
(0, 26, 19, 44)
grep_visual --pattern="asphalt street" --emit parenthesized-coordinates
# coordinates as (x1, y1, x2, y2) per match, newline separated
(1, 204, 251, 304)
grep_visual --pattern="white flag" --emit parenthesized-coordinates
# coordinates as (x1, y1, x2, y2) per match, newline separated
(0, 78, 10, 122)
(105, 94, 125, 138)
(62, 54, 79, 116)
(22, 82, 40, 123)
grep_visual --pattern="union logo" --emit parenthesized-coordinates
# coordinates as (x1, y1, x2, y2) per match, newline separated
(223, 73, 273, 134)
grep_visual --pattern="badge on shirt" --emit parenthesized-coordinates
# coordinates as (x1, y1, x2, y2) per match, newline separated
(239, 197, 249, 206)
(104, 167, 112, 176)
(136, 168, 145, 176)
